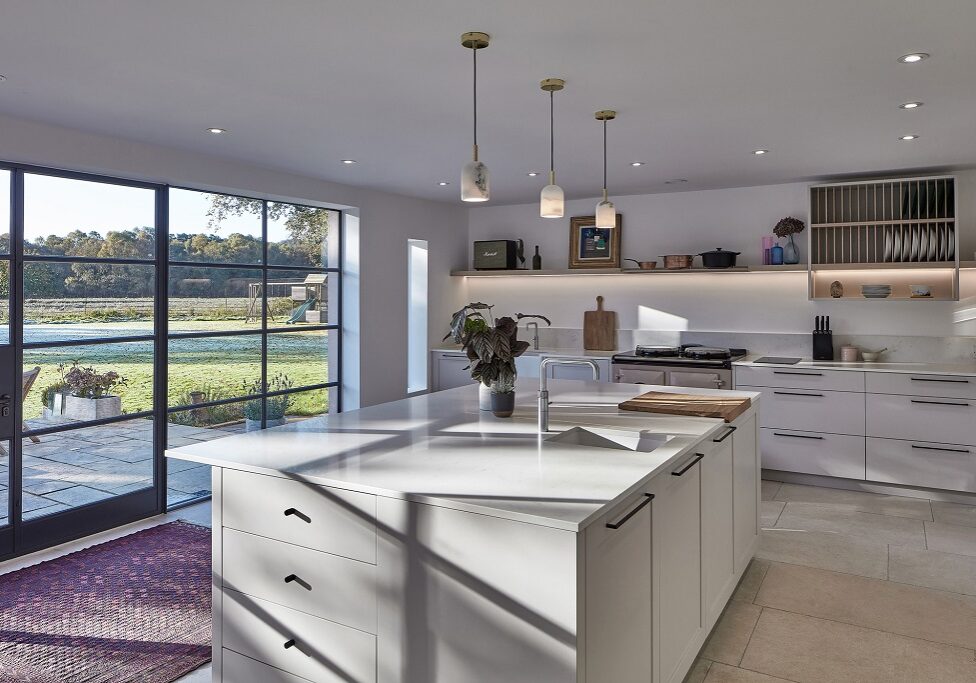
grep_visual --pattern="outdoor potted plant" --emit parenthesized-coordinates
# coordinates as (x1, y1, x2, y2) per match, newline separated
(774, 216, 805, 265)
(243, 373, 294, 431)
(40, 379, 69, 420)
(60, 362, 127, 420)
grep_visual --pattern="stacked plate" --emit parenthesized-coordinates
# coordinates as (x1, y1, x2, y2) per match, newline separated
(861, 284, 892, 299)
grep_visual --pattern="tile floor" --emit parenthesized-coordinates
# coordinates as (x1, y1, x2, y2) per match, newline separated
(688, 480, 976, 683)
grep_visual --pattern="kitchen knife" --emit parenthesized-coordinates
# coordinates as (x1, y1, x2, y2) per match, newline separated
(825, 316, 830, 332)
(816, 316, 821, 332)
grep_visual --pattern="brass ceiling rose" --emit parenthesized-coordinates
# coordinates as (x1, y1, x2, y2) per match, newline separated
(594, 110, 617, 121)
(460, 31, 490, 49)
(540, 78, 565, 92)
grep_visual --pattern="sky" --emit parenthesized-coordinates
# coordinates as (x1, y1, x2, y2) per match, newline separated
(9, 173, 312, 243)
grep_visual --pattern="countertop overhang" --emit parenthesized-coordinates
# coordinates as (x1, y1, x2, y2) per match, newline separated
(166, 380, 758, 531)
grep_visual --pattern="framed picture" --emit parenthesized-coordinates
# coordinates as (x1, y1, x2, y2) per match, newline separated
(569, 214, 622, 269)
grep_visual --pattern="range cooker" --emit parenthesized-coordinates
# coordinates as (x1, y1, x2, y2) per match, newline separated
(611, 344, 747, 390)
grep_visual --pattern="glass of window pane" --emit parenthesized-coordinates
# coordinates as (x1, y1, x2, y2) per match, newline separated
(0, 169, 9, 254)
(23, 340, 153, 425)
(168, 265, 262, 334)
(265, 269, 334, 328)
(267, 329, 331, 389)
(268, 202, 337, 269)
(168, 334, 262, 407)
(0, 440, 9, 527)
(282, 387, 334, 422)
(23, 262, 154, 343)
(169, 189, 262, 264)
(24, 174, 155, 259)
(0, 260, 9, 345)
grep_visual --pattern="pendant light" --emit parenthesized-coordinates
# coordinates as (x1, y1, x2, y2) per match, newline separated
(539, 78, 565, 218)
(594, 110, 617, 228)
(460, 32, 490, 202)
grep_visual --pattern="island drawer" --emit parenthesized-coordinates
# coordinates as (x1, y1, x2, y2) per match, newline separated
(866, 372, 976, 400)
(866, 437, 976, 493)
(737, 385, 865, 436)
(735, 366, 864, 392)
(866, 394, 976, 447)
(222, 528, 377, 635)
(223, 591, 376, 683)
(760, 428, 865, 479)
(222, 649, 313, 683)
(223, 469, 376, 563)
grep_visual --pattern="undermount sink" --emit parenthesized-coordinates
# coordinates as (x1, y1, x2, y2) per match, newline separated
(546, 426, 671, 453)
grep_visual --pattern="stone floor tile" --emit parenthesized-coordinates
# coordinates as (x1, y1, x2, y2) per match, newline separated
(740, 608, 976, 683)
(760, 480, 781, 501)
(702, 602, 763, 666)
(931, 501, 976, 528)
(755, 562, 976, 650)
(167, 436, 207, 448)
(757, 529, 888, 579)
(733, 559, 771, 604)
(775, 502, 926, 548)
(173, 663, 212, 683)
(760, 501, 785, 528)
(774, 483, 934, 520)
(888, 545, 976, 596)
(21, 491, 59, 513)
(23, 502, 71, 520)
(683, 657, 713, 683)
(21, 478, 76, 496)
(703, 663, 793, 683)
(166, 465, 213, 495)
(925, 521, 976, 558)
(44, 485, 114, 507)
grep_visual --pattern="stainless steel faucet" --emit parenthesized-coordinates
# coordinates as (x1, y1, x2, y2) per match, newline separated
(538, 358, 601, 433)
(525, 321, 540, 350)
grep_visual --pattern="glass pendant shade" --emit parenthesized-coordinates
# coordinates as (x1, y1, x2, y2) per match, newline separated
(461, 160, 490, 202)
(540, 183, 564, 218)
(595, 198, 616, 228)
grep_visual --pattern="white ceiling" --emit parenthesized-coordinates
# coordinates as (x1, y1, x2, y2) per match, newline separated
(2, 0, 975, 204)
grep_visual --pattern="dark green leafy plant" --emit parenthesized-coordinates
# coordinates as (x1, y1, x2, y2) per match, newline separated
(464, 316, 530, 394)
(40, 381, 68, 408)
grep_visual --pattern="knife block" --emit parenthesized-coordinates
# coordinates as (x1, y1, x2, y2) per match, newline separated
(812, 331, 834, 361)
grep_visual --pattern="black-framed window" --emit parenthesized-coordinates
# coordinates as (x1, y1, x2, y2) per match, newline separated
(165, 188, 341, 507)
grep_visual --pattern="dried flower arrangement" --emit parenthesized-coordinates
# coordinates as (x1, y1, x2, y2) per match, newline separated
(773, 216, 805, 238)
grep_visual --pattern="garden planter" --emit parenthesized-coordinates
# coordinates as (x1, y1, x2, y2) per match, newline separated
(64, 394, 122, 421)
(490, 391, 515, 418)
(43, 391, 69, 420)
(245, 417, 287, 432)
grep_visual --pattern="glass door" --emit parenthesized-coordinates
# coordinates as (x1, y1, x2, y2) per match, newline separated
(11, 169, 164, 555)
(0, 168, 13, 556)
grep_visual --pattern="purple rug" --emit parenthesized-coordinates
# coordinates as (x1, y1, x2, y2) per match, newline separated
(0, 520, 212, 683)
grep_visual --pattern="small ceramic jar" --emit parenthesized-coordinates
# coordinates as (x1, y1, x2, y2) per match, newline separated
(840, 345, 859, 362)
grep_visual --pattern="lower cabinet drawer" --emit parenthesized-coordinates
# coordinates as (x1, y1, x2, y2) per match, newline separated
(222, 528, 377, 635)
(866, 393, 976, 446)
(866, 437, 976, 493)
(223, 590, 376, 683)
(223, 649, 314, 683)
(739, 386, 864, 436)
(760, 428, 865, 479)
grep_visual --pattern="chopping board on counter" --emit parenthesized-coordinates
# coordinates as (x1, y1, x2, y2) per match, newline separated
(618, 391, 751, 422)
(583, 295, 617, 351)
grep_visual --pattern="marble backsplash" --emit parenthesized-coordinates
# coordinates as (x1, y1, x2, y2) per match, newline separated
(527, 327, 976, 364)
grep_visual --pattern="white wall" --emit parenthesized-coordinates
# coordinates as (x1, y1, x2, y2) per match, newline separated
(0, 113, 468, 408)
(465, 175, 976, 339)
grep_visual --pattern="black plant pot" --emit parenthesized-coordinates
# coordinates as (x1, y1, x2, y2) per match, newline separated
(490, 391, 515, 418)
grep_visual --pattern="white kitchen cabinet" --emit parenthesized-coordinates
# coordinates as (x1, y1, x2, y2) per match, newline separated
(515, 353, 541, 378)
(865, 372, 976, 400)
(738, 385, 865, 436)
(700, 428, 735, 628)
(735, 365, 864, 392)
(866, 393, 976, 446)
(732, 416, 760, 574)
(866, 437, 976, 493)
(431, 351, 474, 391)
(760, 428, 866, 479)
(542, 356, 611, 382)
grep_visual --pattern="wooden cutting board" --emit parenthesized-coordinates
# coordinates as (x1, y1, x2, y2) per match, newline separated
(583, 296, 617, 351)
(618, 391, 751, 422)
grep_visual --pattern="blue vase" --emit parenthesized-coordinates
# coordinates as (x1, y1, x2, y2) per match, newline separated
(771, 244, 784, 265)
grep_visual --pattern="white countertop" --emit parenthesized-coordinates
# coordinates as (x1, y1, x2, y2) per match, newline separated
(432, 346, 619, 359)
(736, 356, 976, 377)
(166, 379, 757, 532)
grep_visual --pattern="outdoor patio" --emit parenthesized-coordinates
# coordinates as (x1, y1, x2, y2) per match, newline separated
(0, 419, 242, 525)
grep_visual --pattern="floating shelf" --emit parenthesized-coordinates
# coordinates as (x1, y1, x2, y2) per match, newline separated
(451, 265, 807, 277)
(811, 296, 957, 302)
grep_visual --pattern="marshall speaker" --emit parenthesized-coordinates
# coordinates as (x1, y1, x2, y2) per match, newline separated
(473, 240, 518, 270)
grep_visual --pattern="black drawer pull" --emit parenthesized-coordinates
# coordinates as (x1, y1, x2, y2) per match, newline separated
(284, 574, 312, 591)
(911, 444, 971, 454)
(606, 493, 654, 530)
(910, 399, 970, 408)
(284, 508, 311, 524)
(773, 391, 824, 398)
(773, 371, 823, 376)
(671, 453, 705, 477)
(713, 425, 737, 443)
(773, 432, 824, 440)
(910, 377, 970, 384)
(284, 639, 297, 649)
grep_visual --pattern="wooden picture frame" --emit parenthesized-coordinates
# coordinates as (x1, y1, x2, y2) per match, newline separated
(569, 214, 622, 269)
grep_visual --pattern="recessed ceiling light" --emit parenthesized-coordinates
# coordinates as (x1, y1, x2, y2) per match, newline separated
(438, 181, 450, 186)
(899, 134, 919, 141)
(753, 149, 768, 155)
(341, 159, 357, 165)
(898, 53, 929, 63)
(206, 127, 227, 135)
(526, 172, 540, 177)
(664, 179, 688, 184)
(899, 101, 923, 109)
(630, 162, 645, 167)
(0, 75, 6, 82)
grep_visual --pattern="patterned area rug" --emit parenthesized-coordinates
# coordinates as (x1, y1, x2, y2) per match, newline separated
(0, 520, 211, 683)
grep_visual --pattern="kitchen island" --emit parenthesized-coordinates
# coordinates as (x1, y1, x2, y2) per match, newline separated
(167, 379, 760, 683)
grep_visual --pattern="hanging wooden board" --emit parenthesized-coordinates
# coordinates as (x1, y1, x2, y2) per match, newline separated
(618, 391, 751, 422)
(583, 295, 617, 351)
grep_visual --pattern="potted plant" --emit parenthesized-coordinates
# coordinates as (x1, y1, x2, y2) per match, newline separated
(243, 373, 294, 431)
(60, 362, 127, 420)
(774, 216, 805, 265)
(40, 380, 69, 419)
